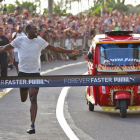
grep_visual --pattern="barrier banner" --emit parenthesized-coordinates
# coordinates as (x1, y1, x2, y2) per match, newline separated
(87, 38, 92, 47)
(75, 38, 83, 46)
(0, 74, 139, 88)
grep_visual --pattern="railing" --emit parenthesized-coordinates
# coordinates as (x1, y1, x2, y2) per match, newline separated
(41, 36, 94, 62)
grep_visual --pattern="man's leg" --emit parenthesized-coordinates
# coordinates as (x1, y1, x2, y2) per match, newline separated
(27, 87, 39, 134)
(20, 89, 28, 102)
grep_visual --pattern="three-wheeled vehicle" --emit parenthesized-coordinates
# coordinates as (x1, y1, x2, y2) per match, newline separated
(85, 30, 140, 118)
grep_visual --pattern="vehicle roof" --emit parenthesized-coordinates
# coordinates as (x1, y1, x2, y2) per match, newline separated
(93, 31, 140, 44)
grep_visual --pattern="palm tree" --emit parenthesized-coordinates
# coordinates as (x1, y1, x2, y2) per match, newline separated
(88, 0, 90, 9)
(48, 0, 53, 17)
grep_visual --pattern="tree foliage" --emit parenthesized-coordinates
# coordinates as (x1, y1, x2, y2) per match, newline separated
(43, 8, 48, 14)
(5, 0, 37, 15)
(53, 2, 67, 16)
(5, 4, 15, 13)
(89, 3, 102, 16)
(89, 0, 128, 17)
(127, 4, 140, 14)
(106, 0, 128, 12)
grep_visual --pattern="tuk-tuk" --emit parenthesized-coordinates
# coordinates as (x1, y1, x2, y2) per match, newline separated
(85, 30, 140, 118)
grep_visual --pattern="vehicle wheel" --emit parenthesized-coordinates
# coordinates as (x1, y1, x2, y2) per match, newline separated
(120, 100, 127, 118)
(89, 101, 94, 111)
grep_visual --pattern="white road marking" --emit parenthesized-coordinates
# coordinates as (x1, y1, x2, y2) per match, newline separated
(56, 72, 88, 140)
(56, 87, 79, 140)
(40, 62, 86, 75)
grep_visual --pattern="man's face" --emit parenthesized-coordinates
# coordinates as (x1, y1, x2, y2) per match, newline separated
(29, 25, 38, 38)
(0, 29, 3, 37)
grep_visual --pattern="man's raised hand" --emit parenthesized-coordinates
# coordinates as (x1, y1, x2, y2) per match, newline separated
(71, 47, 79, 55)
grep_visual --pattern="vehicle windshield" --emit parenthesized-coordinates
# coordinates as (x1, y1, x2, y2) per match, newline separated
(100, 43, 140, 66)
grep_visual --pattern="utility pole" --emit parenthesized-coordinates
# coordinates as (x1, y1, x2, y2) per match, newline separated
(48, 0, 53, 18)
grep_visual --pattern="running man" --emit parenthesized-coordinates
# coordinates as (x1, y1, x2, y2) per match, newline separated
(0, 24, 78, 134)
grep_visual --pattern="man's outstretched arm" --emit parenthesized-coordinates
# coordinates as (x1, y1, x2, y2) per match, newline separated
(0, 44, 14, 53)
(46, 45, 79, 55)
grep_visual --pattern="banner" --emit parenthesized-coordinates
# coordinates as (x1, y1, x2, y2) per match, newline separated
(75, 39, 83, 46)
(0, 74, 139, 88)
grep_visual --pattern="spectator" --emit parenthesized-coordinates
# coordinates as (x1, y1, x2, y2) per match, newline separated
(12, 25, 26, 72)
(0, 27, 13, 77)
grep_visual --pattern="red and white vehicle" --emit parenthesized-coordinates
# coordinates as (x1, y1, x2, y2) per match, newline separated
(85, 31, 140, 118)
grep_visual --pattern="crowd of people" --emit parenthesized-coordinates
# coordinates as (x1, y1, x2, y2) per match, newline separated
(1, 8, 140, 41)
(0, 7, 140, 70)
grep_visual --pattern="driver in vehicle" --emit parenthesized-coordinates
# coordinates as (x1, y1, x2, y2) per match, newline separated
(83, 45, 94, 63)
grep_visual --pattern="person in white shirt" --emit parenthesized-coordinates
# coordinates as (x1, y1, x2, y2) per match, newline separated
(0, 24, 78, 134)
(12, 25, 26, 72)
